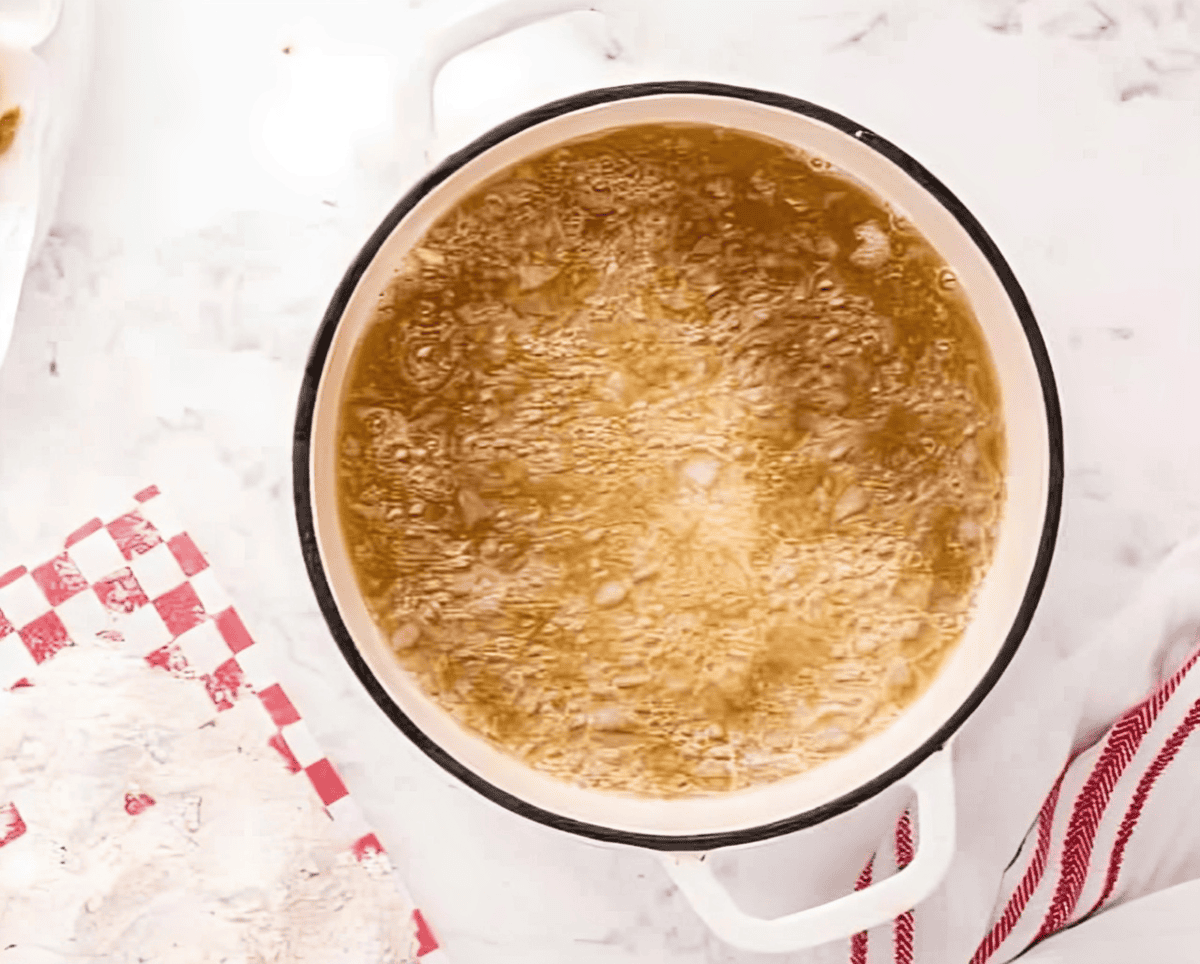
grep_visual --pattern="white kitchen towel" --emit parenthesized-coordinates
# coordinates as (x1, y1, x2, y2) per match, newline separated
(1018, 876, 1200, 963)
(844, 534, 1200, 964)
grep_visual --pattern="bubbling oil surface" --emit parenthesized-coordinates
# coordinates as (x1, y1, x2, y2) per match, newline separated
(336, 123, 1005, 796)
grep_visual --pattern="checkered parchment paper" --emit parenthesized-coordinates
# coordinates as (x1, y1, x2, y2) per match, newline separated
(0, 484, 446, 961)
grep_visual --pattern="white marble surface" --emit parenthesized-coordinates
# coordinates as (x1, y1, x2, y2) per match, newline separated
(1, 0, 1199, 960)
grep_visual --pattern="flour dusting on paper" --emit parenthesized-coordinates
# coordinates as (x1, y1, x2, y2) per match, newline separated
(0, 643, 418, 962)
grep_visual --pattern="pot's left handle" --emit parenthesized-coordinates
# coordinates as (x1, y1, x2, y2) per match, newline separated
(405, 0, 621, 166)
(658, 748, 957, 955)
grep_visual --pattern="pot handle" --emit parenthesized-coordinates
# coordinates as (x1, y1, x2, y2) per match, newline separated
(658, 747, 956, 954)
(404, 0, 620, 165)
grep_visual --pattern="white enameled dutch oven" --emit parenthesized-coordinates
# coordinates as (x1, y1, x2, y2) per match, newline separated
(294, 1, 1062, 952)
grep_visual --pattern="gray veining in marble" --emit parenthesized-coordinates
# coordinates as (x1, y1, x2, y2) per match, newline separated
(1, 1, 1199, 961)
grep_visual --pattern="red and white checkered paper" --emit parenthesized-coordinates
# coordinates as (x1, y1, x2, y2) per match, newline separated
(0, 484, 445, 962)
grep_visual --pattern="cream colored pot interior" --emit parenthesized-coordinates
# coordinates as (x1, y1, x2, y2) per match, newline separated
(309, 93, 1051, 839)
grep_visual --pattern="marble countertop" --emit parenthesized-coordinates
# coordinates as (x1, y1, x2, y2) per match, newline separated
(1, 0, 1199, 961)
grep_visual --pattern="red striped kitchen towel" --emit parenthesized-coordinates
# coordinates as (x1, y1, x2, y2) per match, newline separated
(844, 536, 1200, 964)
(0, 484, 446, 962)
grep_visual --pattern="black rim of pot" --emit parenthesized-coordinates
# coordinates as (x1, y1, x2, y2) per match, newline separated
(293, 80, 1064, 851)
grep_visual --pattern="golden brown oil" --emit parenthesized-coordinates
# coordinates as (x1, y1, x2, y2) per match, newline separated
(0, 106, 20, 157)
(336, 123, 1005, 796)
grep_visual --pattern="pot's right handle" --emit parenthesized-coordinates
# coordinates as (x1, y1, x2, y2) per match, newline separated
(405, 0, 620, 166)
(658, 747, 957, 955)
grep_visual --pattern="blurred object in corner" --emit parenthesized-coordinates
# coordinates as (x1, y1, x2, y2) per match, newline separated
(0, 0, 92, 371)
